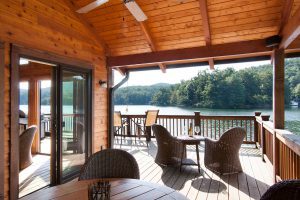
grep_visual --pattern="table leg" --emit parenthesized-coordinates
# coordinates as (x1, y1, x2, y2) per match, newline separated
(196, 144, 200, 173)
(180, 144, 185, 172)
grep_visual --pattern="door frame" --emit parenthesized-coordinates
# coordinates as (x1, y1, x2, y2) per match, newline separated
(0, 42, 5, 199)
(55, 65, 93, 184)
(10, 44, 94, 199)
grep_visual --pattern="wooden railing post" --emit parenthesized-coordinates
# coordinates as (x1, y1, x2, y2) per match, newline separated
(261, 115, 270, 162)
(194, 112, 200, 135)
(254, 111, 261, 148)
(126, 116, 131, 136)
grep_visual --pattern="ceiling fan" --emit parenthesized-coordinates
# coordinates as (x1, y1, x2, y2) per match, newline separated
(76, 0, 147, 22)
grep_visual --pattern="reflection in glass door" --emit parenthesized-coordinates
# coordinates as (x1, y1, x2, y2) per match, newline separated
(60, 69, 89, 181)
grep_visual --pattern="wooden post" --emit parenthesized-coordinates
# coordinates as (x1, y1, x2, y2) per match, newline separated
(254, 111, 261, 148)
(272, 48, 285, 183)
(194, 112, 201, 135)
(28, 79, 40, 154)
(261, 115, 270, 162)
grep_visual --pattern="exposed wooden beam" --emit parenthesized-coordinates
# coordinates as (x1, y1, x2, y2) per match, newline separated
(279, 6, 300, 49)
(198, 0, 215, 70)
(279, 0, 294, 34)
(198, 0, 211, 45)
(139, 21, 166, 73)
(158, 63, 166, 73)
(208, 59, 214, 70)
(63, 0, 110, 55)
(107, 39, 272, 68)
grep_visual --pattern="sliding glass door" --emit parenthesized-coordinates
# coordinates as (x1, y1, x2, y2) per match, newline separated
(52, 66, 92, 184)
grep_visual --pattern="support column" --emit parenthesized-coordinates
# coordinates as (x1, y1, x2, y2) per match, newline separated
(272, 48, 285, 183)
(28, 79, 40, 154)
(273, 48, 285, 129)
(254, 111, 261, 148)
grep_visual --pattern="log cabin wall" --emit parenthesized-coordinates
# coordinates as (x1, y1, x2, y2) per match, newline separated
(0, 0, 108, 199)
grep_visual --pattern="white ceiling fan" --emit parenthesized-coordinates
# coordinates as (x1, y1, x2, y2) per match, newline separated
(76, 0, 148, 22)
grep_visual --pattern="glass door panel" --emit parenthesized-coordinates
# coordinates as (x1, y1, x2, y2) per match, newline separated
(61, 70, 87, 180)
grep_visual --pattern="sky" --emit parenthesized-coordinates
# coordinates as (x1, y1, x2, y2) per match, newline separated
(114, 60, 271, 87)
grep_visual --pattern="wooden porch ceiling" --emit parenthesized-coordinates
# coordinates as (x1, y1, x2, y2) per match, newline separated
(69, 0, 300, 71)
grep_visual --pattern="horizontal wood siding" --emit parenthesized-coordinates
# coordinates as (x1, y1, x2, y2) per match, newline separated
(0, 0, 108, 199)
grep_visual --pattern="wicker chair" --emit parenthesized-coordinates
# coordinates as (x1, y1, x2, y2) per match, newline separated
(204, 127, 246, 174)
(19, 125, 37, 170)
(260, 179, 300, 200)
(78, 149, 140, 180)
(152, 124, 185, 166)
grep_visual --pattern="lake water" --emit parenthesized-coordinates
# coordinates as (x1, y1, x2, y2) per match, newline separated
(115, 105, 300, 135)
(19, 104, 300, 135)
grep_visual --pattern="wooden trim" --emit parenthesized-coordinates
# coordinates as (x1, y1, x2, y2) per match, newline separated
(12, 45, 93, 69)
(279, 6, 300, 49)
(10, 45, 20, 200)
(0, 41, 5, 199)
(279, 0, 294, 34)
(107, 39, 272, 68)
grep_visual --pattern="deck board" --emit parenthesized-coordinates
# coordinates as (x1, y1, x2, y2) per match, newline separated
(115, 138, 273, 200)
(19, 138, 273, 200)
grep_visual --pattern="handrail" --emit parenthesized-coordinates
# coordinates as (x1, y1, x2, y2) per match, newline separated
(255, 114, 300, 182)
(115, 113, 256, 144)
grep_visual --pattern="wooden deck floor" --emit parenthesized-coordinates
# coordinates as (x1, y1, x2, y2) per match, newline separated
(19, 154, 50, 198)
(115, 138, 273, 200)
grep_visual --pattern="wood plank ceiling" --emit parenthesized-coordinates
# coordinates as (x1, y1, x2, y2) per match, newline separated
(70, 0, 300, 69)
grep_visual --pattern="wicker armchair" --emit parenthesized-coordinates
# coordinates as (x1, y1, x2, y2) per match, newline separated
(19, 125, 37, 170)
(204, 127, 246, 174)
(152, 124, 185, 166)
(260, 179, 300, 200)
(78, 149, 140, 180)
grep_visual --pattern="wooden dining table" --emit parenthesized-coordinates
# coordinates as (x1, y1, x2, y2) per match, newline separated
(20, 178, 188, 200)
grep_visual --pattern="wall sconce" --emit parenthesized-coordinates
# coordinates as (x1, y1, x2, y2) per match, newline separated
(99, 80, 108, 88)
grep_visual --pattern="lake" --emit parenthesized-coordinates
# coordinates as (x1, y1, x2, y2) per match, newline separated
(19, 104, 300, 135)
(115, 105, 300, 135)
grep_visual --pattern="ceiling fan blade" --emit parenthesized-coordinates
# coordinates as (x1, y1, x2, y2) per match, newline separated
(76, 0, 109, 13)
(124, 0, 147, 22)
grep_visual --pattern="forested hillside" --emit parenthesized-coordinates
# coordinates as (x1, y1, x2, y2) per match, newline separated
(114, 58, 300, 108)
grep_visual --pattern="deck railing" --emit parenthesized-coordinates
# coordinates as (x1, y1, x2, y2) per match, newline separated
(255, 113, 300, 182)
(115, 112, 256, 144)
(42, 114, 83, 134)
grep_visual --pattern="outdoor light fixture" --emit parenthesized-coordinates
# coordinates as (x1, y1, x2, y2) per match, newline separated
(99, 80, 108, 88)
(76, 0, 109, 13)
(124, 0, 148, 22)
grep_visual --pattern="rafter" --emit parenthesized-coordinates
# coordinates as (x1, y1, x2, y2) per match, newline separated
(139, 21, 167, 73)
(107, 39, 272, 68)
(279, 6, 300, 49)
(199, 0, 214, 70)
(199, 0, 211, 45)
(63, 0, 110, 55)
(279, 0, 294, 34)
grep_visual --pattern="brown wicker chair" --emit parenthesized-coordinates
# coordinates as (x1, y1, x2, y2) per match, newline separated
(19, 125, 37, 170)
(204, 127, 246, 174)
(260, 179, 300, 200)
(78, 149, 140, 180)
(152, 124, 185, 166)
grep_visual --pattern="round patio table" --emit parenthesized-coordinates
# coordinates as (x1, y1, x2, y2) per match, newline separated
(20, 178, 188, 200)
